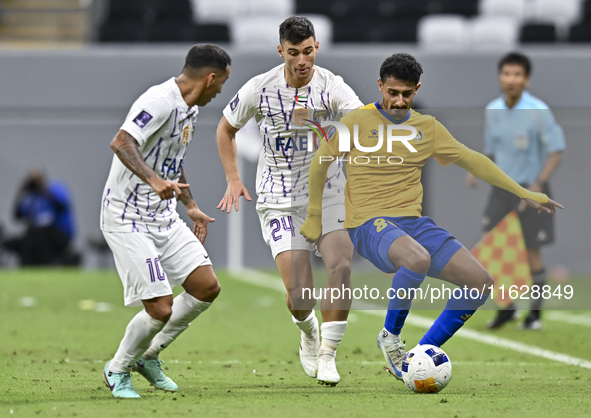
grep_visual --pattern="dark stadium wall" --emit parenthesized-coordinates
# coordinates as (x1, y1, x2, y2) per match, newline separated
(0, 46, 589, 272)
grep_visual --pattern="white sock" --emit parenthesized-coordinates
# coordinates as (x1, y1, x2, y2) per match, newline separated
(143, 292, 211, 360)
(109, 310, 165, 373)
(320, 321, 347, 355)
(381, 328, 401, 344)
(292, 311, 318, 337)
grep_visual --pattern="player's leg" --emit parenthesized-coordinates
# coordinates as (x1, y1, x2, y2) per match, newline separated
(137, 223, 219, 390)
(277, 249, 316, 317)
(257, 204, 321, 379)
(317, 230, 353, 320)
(522, 248, 545, 329)
(348, 218, 430, 380)
(276, 249, 320, 378)
(482, 186, 519, 329)
(143, 265, 219, 357)
(419, 245, 493, 347)
(315, 229, 354, 386)
(379, 234, 431, 380)
(102, 231, 173, 398)
(518, 185, 554, 330)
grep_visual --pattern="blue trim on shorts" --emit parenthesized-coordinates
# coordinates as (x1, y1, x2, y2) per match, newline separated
(348, 216, 463, 278)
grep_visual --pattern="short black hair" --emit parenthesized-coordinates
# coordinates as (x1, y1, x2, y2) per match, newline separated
(279, 16, 315, 45)
(498, 52, 531, 76)
(380, 53, 423, 85)
(183, 44, 231, 74)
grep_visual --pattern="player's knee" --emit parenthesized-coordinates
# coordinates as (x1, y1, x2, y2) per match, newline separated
(406, 250, 431, 274)
(485, 271, 495, 288)
(202, 279, 221, 302)
(482, 271, 494, 292)
(148, 303, 173, 323)
(326, 257, 352, 286)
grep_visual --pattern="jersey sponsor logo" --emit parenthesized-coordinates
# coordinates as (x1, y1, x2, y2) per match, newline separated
(275, 136, 309, 152)
(230, 94, 240, 111)
(133, 110, 153, 128)
(161, 158, 184, 177)
(182, 125, 191, 145)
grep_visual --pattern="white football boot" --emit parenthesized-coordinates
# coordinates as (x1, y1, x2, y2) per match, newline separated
(317, 350, 340, 386)
(377, 330, 406, 381)
(298, 316, 320, 377)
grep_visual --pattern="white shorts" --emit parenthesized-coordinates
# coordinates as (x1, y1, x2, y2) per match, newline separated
(256, 192, 346, 259)
(102, 220, 212, 307)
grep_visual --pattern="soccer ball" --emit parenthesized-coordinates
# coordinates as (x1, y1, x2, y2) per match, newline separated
(401, 344, 452, 393)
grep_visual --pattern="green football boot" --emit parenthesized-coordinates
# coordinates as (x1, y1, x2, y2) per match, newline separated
(133, 357, 178, 392)
(102, 361, 140, 398)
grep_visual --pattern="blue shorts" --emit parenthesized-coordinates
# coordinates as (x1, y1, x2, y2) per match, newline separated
(348, 216, 463, 278)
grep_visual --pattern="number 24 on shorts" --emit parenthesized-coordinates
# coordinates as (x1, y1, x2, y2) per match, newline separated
(270, 216, 295, 242)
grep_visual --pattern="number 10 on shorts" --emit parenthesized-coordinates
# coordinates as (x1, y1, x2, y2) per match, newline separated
(146, 258, 165, 282)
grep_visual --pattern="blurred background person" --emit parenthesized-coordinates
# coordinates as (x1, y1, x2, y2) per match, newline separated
(467, 52, 566, 330)
(1, 169, 79, 266)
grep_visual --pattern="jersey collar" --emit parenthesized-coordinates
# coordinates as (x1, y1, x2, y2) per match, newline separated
(501, 91, 531, 110)
(169, 77, 198, 119)
(374, 101, 411, 124)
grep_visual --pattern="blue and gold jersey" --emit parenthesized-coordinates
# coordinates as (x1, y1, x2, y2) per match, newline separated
(318, 102, 469, 227)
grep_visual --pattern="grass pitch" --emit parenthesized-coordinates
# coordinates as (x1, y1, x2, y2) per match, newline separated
(1, 269, 590, 417)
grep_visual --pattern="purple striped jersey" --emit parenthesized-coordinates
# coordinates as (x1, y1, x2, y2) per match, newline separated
(223, 64, 363, 209)
(101, 78, 198, 233)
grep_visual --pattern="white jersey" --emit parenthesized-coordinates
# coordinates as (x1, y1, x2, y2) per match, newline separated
(223, 64, 363, 208)
(101, 77, 198, 233)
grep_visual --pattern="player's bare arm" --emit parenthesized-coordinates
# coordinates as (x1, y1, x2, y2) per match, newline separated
(110, 129, 189, 201)
(179, 168, 214, 244)
(215, 116, 252, 212)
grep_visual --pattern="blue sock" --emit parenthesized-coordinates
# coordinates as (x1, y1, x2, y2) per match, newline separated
(384, 267, 426, 335)
(419, 291, 489, 347)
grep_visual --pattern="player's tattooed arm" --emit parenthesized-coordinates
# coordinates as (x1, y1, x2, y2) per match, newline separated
(178, 168, 195, 208)
(110, 129, 188, 200)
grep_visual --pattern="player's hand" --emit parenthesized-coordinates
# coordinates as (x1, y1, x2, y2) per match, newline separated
(521, 197, 564, 216)
(466, 173, 478, 188)
(187, 207, 215, 243)
(217, 180, 252, 213)
(517, 183, 546, 212)
(300, 214, 322, 244)
(150, 177, 190, 201)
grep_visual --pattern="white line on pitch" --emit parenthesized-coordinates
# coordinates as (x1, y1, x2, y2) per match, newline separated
(545, 311, 591, 327)
(230, 269, 591, 370)
(18, 359, 564, 367)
